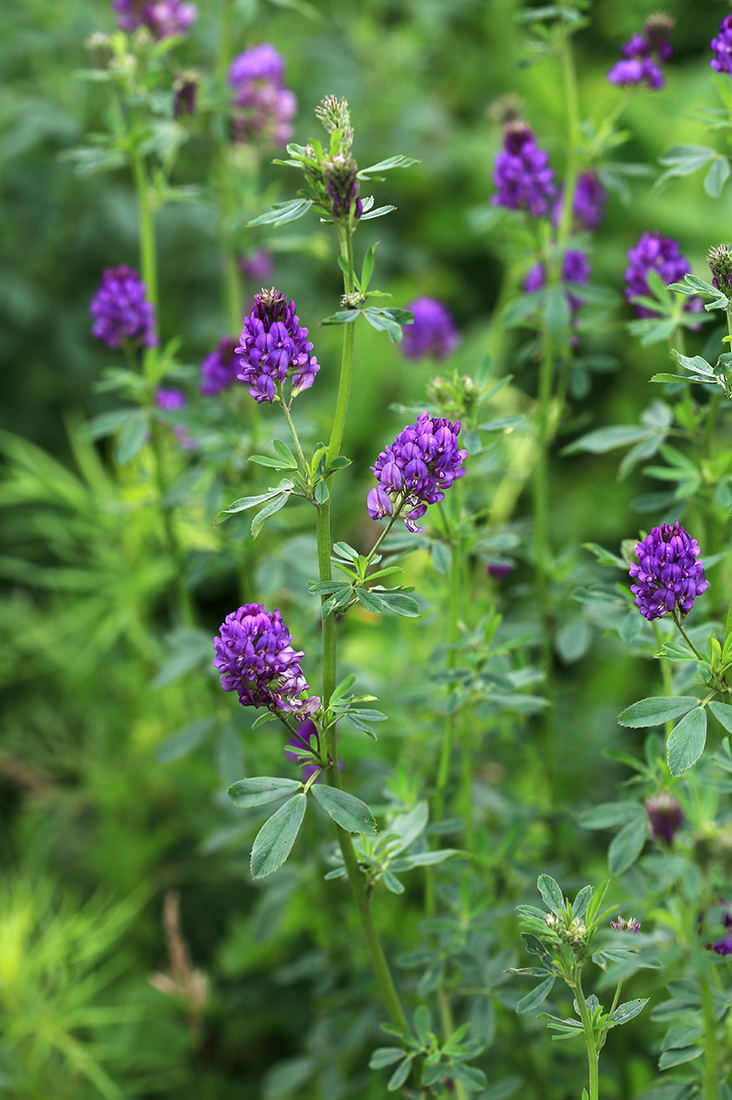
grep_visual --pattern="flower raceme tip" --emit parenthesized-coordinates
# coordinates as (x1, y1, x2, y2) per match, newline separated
(90, 265, 157, 349)
(492, 120, 555, 218)
(607, 13, 673, 89)
(629, 521, 708, 621)
(625, 232, 701, 319)
(367, 412, 467, 533)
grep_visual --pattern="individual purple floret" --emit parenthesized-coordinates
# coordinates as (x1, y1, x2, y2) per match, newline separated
(235, 288, 319, 404)
(524, 249, 591, 314)
(492, 120, 555, 218)
(239, 249, 274, 283)
(199, 337, 240, 397)
(625, 232, 702, 318)
(629, 521, 708, 621)
(113, 0, 197, 39)
(611, 916, 641, 933)
(90, 265, 157, 349)
(553, 172, 607, 232)
(214, 603, 318, 715)
(229, 43, 296, 147)
(368, 412, 467, 533)
(645, 793, 685, 846)
(401, 297, 460, 361)
(607, 14, 673, 89)
(711, 15, 732, 74)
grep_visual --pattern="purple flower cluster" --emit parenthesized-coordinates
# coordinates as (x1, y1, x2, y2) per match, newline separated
(200, 337, 240, 397)
(492, 121, 555, 218)
(524, 249, 591, 314)
(113, 0, 197, 39)
(368, 412, 467, 533)
(607, 14, 673, 89)
(235, 289, 319, 404)
(214, 603, 318, 715)
(553, 172, 607, 233)
(645, 793, 684, 846)
(401, 297, 460, 361)
(711, 15, 732, 75)
(625, 232, 701, 318)
(629, 521, 708, 621)
(324, 154, 362, 220)
(90, 265, 157, 349)
(229, 44, 296, 147)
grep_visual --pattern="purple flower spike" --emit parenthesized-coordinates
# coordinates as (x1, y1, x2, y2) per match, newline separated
(645, 793, 684, 846)
(235, 288, 319, 404)
(401, 298, 460, 361)
(607, 14, 673, 89)
(155, 386, 186, 410)
(493, 121, 555, 218)
(629, 521, 708, 621)
(200, 337, 240, 397)
(368, 412, 467, 532)
(712, 15, 732, 74)
(113, 0, 197, 39)
(214, 603, 318, 716)
(625, 232, 702, 318)
(229, 44, 296, 147)
(90, 265, 157, 349)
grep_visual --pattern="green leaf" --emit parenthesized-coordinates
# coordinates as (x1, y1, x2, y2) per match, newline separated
(274, 438, 299, 465)
(311, 784, 379, 834)
(248, 198, 314, 226)
(360, 204, 397, 220)
(369, 1048, 405, 1070)
(329, 674, 356, 705)
(383, 870, 405, 893)
(564, 425, 655, 455)
(115, 412, 149, 465)
(608, 817, 648, 874)
(361, 242, 378, 291)
(667, 707, 707, 776)
(251, 491, 290, 538)
(249, 454, 298, 470)
(671, 352, 715, 376)
(363, 308, 404, 343)
(572, 885, 593, 921)
(326, 456, 351, 471)
(705, 156, 731, 198)
(357, 154, 419, 179)
(332, 541, 359, 561)
(579, 802, 645, 829)
(414, 1005, 431, 1046)
(544, 286, 571, 345)
(611, 998, 649, 1025)
(658, 1046, 704, 1070)
(250, 794, 307, 878)
(377, 592, 420, 617)
(452, 1064, 488, 1091)
(214, 482, 293, 525)
(537, 874, 564, 913)
(355, 588, 384, 612)
(618, 696, 699, 728)
(432, 542, 452, 574)
(516, 976, 555, 1014)
(386, 1057, 413, 1091)
(228, 776, 303, 808)
(314, 480, 329, 504)
(709, 700, 732, 734)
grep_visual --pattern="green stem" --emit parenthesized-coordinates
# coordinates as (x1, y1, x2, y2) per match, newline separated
(652, 621, 675, 740)
(435, 514, 462, 822)
(556, 28, 582, 253)
(315, 224, 408, 1034)
(673, 613, 707, 664)
(574, 967, 600, 1100)
(700, 969, 719, 1100)
(278, 394, 308, 473)
(131, 151, 158, 378)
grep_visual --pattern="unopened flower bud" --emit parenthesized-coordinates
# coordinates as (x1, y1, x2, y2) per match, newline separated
(324, 153, 362, 220)
(315, 95, 353, 150)
(85, 32, 114, 68)
(708, 245, 732, 298)
(173, 71, 199, 118)
(645, 793, 684, 846)
(611, 916, 641, 933)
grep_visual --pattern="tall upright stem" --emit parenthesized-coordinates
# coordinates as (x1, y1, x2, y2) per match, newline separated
(131, 151, 158, 378)
(435, 509, 462, 822)
(315, 224, 408, 1034)
(700, 970, 719, 1100)
(574, 967, 600, 1100)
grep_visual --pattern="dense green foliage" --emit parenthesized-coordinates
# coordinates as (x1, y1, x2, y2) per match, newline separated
(6, 1, 732, 1098)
